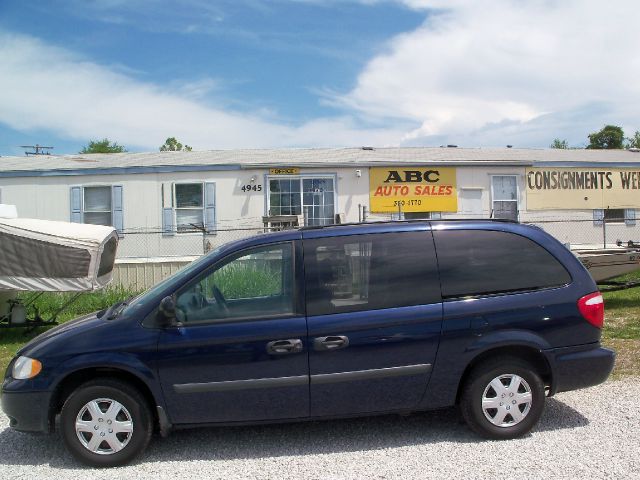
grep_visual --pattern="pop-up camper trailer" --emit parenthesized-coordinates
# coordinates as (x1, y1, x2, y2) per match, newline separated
(0, 204, 118, 327)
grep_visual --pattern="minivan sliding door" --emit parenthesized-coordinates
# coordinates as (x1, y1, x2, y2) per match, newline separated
(303, 229, 442, 416)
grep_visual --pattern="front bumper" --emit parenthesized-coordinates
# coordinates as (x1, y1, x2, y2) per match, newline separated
(1, 389, 51, 433)
(545, 344, 615, 395)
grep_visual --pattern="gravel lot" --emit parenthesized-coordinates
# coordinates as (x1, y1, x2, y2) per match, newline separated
(1, 378, 638, 479)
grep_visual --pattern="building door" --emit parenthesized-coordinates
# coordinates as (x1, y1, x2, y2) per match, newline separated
(492, 176, 518, 221)
(302, 178, 335, 226)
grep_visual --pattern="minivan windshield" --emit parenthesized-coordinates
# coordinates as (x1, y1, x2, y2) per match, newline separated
(121, 246, 224, 317)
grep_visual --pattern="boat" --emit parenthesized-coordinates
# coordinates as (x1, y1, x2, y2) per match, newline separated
(571, 244, 640, 282)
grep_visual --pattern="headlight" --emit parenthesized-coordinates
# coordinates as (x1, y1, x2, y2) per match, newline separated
(12, 356, 42, 380)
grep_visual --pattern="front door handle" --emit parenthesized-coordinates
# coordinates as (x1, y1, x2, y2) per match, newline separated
(314, 335, 349, 351)
(266, 339, 303, 355)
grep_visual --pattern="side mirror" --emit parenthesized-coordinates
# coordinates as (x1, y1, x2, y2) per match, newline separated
(158, 296, 177, 325)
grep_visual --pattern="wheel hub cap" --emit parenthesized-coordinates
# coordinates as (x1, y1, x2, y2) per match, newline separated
(482, 374, 533, 427)
(75, 398, 133, 455)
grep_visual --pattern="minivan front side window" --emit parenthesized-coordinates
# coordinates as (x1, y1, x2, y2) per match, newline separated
(175, 242, 294, 323)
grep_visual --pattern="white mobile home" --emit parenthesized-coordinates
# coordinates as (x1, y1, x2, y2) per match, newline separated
(1, 147, 639, 287)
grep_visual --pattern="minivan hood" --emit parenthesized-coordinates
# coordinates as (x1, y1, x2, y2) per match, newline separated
(17, 312, 103, 356)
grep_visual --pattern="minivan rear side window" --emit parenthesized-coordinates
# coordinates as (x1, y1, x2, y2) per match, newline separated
(304, 231, 440, 316)
(433, 229, 571, 299)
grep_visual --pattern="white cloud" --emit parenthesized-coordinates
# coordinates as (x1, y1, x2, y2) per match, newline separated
(2, 0, 639, 152)
(0, 32, 406, 151)
(332, 0, 640, 146)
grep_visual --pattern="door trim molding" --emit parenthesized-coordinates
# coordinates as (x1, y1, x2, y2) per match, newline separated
(310, 363, 432, 385)
(174, 375, 308, 393)
(173, 363, 432, 393)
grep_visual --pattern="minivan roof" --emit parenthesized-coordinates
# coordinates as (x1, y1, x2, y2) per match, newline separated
(299, 218, 519, 231)
(238, 218, 524, 247)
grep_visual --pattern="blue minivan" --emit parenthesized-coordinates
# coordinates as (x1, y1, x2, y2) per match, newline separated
(2, 220, 615, 467)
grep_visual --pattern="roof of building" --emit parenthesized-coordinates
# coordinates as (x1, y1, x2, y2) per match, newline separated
(1, 147, 639, 177)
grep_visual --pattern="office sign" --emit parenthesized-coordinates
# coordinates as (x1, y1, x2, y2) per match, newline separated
(269, 168, 300, 175)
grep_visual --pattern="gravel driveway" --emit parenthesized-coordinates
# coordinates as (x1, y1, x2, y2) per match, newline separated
(1, 378, 638, 479)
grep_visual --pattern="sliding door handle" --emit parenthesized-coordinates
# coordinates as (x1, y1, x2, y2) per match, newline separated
(314, 335, 349, 351)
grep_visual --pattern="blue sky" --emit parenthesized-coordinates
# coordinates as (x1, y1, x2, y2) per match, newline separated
(1, 0, 639, 156)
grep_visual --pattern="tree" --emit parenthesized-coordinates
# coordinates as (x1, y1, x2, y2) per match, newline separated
(550, 138, 568, 149)
(160, 137, 192, 151)
(626, 130, 640, 149)
(79, 138, 127, 154)
(587, 125, 625, 149)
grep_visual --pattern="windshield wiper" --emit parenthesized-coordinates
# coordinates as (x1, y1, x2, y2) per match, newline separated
(107, 301, 128, 320)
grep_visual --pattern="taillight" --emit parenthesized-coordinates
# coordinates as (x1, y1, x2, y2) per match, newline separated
(578, 292, 604, 328)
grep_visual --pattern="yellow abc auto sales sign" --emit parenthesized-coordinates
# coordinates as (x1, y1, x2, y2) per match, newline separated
(370, 167, 458, 213)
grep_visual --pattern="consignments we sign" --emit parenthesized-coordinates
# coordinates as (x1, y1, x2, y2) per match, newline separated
(526, 168, 640, 209)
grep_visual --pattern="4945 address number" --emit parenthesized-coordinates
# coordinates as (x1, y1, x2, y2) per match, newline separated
(241, 184, 263, 192)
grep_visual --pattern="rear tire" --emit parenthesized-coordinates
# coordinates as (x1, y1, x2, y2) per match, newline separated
(460, 356, 545, 439)
(60, 379, 152, 467)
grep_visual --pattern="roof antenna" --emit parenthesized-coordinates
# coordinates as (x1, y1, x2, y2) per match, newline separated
(20, 144, 54, 156)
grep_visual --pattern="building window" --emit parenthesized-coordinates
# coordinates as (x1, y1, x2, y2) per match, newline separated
(604, 209, 625, 223)
(162, 182, 215, 236)
(594, 208, 636, 226)
(175, 183, 204, 232)
(83, 186, 112, 226)
(70, 185, 123, 234)
(268, 176, 335, 226)
(269, 178, 301, 216)
(491, 176, 518, 221)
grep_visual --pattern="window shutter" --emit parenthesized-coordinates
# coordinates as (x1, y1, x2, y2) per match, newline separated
(625, 209, 636, 226)
(593, 209, 604, 227)
(204, 182, 216, 233)
(112, 185, 124, 236)
(70, 186, 83, 223)
(162, 207, 175, 236)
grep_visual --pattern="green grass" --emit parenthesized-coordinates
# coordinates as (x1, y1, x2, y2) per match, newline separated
(600, 270, 640, 377)
(601, 272, 640, 340)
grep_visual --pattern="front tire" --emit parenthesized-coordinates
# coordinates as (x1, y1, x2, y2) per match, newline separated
(460, 357, 545, 439)
(60, 379, 152, 467)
